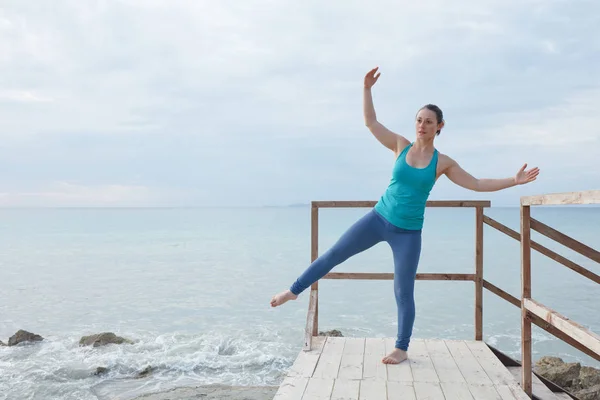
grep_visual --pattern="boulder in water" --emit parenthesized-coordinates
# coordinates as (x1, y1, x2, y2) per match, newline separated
(8, 330, 44, 346)
(94, 367, 109, 376)
(79, 332, 133, 347)
(135, 366, 154, 379)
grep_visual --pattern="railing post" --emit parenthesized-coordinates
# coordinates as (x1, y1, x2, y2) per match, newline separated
(475, 206, 484, 341)
(521, 204, 532, 396)
(311, 203, 319, 336)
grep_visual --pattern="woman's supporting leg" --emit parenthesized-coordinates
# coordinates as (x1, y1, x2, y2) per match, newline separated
(389, 229, 422, 351)
(271, 210, 384, 307)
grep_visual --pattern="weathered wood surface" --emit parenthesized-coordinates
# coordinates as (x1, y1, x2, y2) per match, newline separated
(524, 298, 600, 356)
(322, 273, 475, 281)
(311, 200, 491, 208)
(274, 337, 530, 399)
(521, 189, 600, 206)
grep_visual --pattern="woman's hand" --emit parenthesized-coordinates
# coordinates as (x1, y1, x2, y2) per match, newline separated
(364, 67, 381, 89)
(514, 164, 540, 185)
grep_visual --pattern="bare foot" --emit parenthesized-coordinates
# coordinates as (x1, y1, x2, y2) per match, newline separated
(382, 348, 408, 364)
(270, 290, 298, 307)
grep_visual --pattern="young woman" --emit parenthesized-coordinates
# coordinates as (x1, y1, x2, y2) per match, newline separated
(270, 66, 540, 365)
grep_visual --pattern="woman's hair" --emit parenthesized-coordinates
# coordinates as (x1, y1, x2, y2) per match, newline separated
(418, 104, 444, 135)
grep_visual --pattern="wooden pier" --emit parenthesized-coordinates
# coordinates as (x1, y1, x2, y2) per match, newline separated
(274, 190, 600, 399)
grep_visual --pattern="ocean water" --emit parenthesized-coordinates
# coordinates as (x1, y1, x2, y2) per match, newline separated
(0, 206, 598, 399)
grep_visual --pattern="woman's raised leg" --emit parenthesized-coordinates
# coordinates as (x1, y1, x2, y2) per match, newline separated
(270, 209, 385, 307)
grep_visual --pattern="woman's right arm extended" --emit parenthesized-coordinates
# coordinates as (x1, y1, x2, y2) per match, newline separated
(363, 67, 410, 155)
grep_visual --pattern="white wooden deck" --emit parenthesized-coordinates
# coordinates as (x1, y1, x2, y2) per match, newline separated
(274, 337, 531, 400)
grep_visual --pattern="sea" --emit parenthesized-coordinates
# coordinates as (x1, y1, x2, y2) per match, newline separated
(0, 206, 598, 400)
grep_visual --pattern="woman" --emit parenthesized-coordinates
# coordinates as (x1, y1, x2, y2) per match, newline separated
(270, 66, 540, 365)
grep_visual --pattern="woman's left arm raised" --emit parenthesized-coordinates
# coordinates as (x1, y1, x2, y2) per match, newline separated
(440, 155, 540, 192)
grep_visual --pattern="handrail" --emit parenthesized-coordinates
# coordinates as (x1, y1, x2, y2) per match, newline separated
(483, 215, 600, 284)
(519, 190, 600, 396)
(312, 200, 491, 208)
(304, 200, 489, 351)
(521, 189, 600, 206)
(303, 191, 599, 400)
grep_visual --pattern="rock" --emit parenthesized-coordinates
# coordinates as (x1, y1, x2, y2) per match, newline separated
(0, 341, 6, 346)
(8, 330, 44, 346)
(136, 366, 154, 379)
(79, 332, 133, 347)
(94, 367, 109, 376)
(536, 356, 563, 367)
(573, 366, 600, 391)
(131, 384, 278, 400)
(535, 356, 580, 388)
(319, 329, 343, 337)
(576, 384, 600, 400)
(535, 356, 600, 399)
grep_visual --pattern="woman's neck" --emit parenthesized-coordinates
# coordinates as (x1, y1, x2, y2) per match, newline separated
(413, 137, 435, 152)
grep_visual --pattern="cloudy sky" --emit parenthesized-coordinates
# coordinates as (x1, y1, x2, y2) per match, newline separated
(1, 0, 598, 207)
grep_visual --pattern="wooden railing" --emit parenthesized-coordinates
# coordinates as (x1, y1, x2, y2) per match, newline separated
(518, 190, 600, 396)
(303, 200, 490, 352)
(303, 190, 600, 398)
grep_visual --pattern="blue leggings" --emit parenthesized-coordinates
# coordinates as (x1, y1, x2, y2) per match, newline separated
(289, 209, 422, 351)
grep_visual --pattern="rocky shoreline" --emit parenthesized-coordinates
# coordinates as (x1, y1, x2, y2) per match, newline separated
(2, 328, 599, 399)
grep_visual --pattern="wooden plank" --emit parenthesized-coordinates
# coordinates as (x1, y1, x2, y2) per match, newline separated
(310, 205, 319, 337)
(524, 298, 600, 356)
(495, 384, 532, 400)
(359, 380, 387, 400)
(483, 280, 600, 361)
(521, 204, 532, 397)
(530, 218, 600, 263)
(273, 376, 309, 400)
(440, 383, 475, 399)
(483, 280, 520, 307)
(529, 315, 600, 362)
(385, 338, 413, 382)
(404, 339, 439, 383)
(312, 200, 491, 208)
(465, 340, 516, 385)
(304, 290, 318, 351)
(331, 379, 360, 400)
(363, 338, 387, 381)
(425, 339, 466, 384)
(475, 206, 484, 341)
(467, 384, 503, 399)
(445, 340, 494, 386)
(483, 215, 600, 284)
(508, 366, 561, 400)
(302, 377, 334, 400)
(338, 338, 365, 380)
(413, 382, 445, 400)
(312, 337, 345, 379)
(386, 382, 416, 400)
(323, 272, 475, 281)
(554, 393, 573, 400)
(521, 189, 600, 206)
(289, 336, 326, 377)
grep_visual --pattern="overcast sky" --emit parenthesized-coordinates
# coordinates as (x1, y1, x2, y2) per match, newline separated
(1, 0, 598, 207)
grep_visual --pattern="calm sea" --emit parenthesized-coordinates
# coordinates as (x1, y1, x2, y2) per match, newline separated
(0, 206, 598, 399)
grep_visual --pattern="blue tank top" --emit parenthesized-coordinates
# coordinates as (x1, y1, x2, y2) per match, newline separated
(374, 143, 438, 230)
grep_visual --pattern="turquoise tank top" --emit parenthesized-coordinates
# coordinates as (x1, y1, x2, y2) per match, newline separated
(374, 143, 438, 230)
